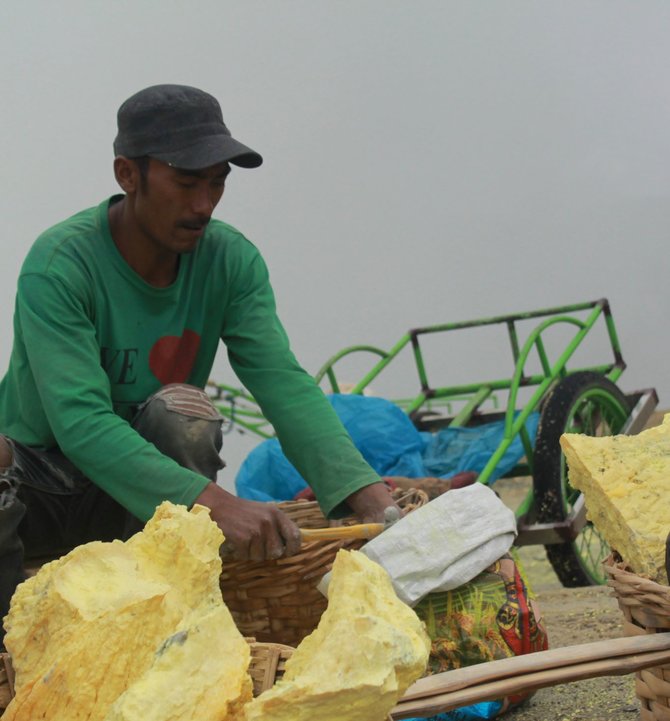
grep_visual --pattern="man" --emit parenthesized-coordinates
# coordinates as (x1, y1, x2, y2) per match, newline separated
(0, 84, 396, 630)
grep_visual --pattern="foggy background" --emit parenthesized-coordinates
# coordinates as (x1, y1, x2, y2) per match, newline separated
(1, 2, 668, 490)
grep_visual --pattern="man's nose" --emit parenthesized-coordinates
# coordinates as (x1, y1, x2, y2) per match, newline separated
(191, 184, 216, 216)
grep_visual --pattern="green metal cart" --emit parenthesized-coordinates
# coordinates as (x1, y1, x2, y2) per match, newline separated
(209, 298, 658, 587)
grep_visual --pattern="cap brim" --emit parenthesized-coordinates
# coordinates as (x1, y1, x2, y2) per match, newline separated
(149, 134, 263, 170)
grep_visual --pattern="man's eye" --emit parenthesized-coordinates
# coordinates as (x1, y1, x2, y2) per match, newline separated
(177, 181, 197, 189)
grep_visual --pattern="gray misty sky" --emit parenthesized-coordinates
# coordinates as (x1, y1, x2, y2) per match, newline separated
(1, 2, 668, 486)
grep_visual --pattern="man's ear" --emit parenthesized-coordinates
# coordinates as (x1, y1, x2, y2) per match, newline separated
(113, 156, 140, 194)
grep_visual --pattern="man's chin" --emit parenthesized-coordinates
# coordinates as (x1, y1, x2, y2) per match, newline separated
(177, 243, 198, 254)
(175, 228, 205, 251)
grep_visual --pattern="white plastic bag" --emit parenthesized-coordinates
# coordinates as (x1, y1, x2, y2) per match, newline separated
(319, 483, 517, 606)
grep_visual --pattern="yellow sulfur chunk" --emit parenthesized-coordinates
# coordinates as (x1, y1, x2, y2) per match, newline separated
(104, 606, 251, 721)
(561, 414, 670, 583)
(244, 549, 430, 721)
(3, 502, 252, 721)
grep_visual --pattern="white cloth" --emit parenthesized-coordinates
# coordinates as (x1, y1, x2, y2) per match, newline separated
(318, 483, 517, 606)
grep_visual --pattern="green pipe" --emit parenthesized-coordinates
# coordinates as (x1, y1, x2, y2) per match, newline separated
(350, 335, 413, 394)
(507, 320, 521, 364)
(412, 341, 430, 390)
(505, 312, 597, 434)
(515, 488, 536, 519)
(410, 300, 601, 336)
(423, 364, 615, 399)
(478, 311, 601, 483)
(534, 336, 551, 376)
(326, 367, 338, 393)
(450, 386, 493, 428)
(518, 424, 535, 477)
(405, 391, 429, 414)
(314, 344, 390, 385)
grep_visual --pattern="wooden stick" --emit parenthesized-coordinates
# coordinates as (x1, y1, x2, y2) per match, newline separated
(391, 633, 670, 719)
(1, 654, 14, 699)
(400, 632, 670, 701)
(300, 523, 384, 542)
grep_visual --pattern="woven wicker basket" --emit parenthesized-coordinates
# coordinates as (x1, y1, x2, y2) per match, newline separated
(604, 553, 670, 721)
(0, 653, 14, 711)
(220, 488, 428, 646)
(0, 641, 294, 711)
(247, 639, 294, 696)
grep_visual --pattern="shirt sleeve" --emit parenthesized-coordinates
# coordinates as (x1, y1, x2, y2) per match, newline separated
(221, 249, 381, 518)
(16, 272, 210, 521)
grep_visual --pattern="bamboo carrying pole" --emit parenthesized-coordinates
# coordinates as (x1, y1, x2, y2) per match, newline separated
(391, 633, 670, 719)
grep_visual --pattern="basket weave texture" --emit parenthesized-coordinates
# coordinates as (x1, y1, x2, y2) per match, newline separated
(0, 653, 14, 711)
(220, 488, 428, 646)
(247, 640, 294, 696)
(604, 554, 670, 721)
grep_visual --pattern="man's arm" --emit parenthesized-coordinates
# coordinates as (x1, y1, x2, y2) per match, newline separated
(13, 272, 209, 518)
(220, 245, 398, 522)
(12, 271, 307, 559)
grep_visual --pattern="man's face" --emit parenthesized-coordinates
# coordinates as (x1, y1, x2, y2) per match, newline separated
(132, 159, 230, 255)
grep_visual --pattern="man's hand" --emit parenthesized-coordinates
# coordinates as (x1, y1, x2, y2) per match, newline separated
(194, 482, 302, 562)
(345, 482, 400, 524)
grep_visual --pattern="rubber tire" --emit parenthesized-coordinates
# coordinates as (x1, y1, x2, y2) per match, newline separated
(533, 371, 631, 587)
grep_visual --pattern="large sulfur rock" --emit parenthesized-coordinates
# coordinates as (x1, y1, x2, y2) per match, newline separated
(2, 502, 252, 721)
(243, 549, 430, 721)
(3, 503, 431, 720)
(561, 414, 670, 583)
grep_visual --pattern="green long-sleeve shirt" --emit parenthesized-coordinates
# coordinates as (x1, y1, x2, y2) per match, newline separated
(0, 197, 379, 520)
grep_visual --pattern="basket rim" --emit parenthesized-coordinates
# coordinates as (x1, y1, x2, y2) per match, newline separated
(224, 488, 429, 566)
(603, 552, 670, 596)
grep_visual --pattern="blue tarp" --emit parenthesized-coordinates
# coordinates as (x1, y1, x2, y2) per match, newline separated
(235, 394, 539, 503)
(405, 700, 504, 721)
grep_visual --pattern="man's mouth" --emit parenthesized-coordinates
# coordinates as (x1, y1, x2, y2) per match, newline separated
(178, 218, 210, 233)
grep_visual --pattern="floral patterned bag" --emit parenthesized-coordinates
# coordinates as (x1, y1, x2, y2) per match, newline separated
(411, 553, 549, 720)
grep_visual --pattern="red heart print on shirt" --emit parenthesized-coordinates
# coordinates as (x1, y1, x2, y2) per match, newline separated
(149, 330, 201, 385)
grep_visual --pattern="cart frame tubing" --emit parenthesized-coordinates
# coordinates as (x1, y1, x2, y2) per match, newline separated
(315, 298, 626, 486)
(207, 383, 275, 439)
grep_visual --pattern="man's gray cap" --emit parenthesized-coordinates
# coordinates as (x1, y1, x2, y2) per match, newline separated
(113, 84, 263, 170)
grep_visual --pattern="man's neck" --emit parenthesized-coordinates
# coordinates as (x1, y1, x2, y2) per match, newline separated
(108, 198, 179, 288)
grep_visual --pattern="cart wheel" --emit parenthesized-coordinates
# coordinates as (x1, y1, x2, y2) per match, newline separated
(533, 371, 630, 587)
